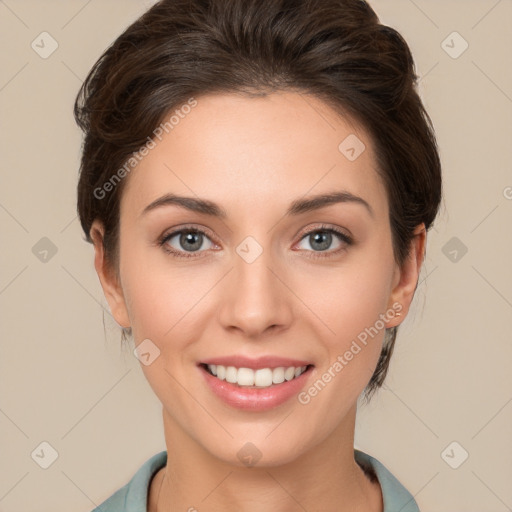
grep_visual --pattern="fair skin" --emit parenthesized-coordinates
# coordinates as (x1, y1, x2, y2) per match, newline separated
(91, 91, 425, 511)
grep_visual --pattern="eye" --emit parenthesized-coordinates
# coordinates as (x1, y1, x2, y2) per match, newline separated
(295, 224, 353, 259)
(158, 223, 353, 260)
(158, 226, 216, 258)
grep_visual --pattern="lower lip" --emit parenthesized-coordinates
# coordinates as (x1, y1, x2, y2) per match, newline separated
(199, 365, 313, 411)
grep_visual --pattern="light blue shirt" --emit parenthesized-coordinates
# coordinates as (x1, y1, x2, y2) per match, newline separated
(91, 450, 419, 511)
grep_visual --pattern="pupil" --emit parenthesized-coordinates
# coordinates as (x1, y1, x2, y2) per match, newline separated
(181, 232, 202, 251)
(311, 232, 331, 251)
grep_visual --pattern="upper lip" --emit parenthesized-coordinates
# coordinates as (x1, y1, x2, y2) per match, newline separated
(199, 355, 313, 370)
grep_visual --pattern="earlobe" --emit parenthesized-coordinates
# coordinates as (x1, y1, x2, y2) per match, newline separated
(90, 221, 131, 328)
(386, 224, 426, 328)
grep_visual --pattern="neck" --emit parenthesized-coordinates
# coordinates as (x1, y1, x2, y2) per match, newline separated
(149, 406, 382, 512)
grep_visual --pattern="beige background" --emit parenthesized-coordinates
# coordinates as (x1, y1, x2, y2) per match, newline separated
(1, 1, 511, 511)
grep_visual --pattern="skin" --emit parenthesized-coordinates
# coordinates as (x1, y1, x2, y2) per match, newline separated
(91, 91, 426, 512)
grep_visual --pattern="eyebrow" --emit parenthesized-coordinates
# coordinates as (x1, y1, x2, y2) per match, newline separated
(140, 191, 374, 219)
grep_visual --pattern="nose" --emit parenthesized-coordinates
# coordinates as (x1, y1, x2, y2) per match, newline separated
(217, 242, 294, 339)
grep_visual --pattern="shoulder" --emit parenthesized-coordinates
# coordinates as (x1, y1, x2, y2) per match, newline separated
(90, 451, 167, 512)
(354, 449, 420, 512)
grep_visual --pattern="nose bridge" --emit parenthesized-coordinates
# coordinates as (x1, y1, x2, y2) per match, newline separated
(217, 233, 292, 336)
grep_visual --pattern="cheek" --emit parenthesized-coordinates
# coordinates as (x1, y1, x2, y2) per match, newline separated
(117, 232, 181, 341)
(299, 243, 396, 388)
(118, 239, 219, 373)
(119, 255, 206, 410)
(294, 259, 394, 419)
(122, 265, 191, 342)
(327, 270, 392, 341)
(304, 249, 394, 341)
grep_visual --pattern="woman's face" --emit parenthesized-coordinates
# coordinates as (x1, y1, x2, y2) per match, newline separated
(94, 91, 420, 467)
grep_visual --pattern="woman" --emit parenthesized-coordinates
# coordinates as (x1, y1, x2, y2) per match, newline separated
(74, 0, 442, 510)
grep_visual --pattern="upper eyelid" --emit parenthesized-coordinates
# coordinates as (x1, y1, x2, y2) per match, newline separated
(161, 224, 216, 240)
(296, 223, 352, 240)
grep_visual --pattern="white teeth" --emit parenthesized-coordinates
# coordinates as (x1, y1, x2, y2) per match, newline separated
(225, 366, 237, 384)
(206, 364, 309, 388)
(272, 367, 285, 384)
(237, 367, 255, 386)
(216, 365, 226, 380)
(284, 366, 295, 381)
(254, 368, 273, 387)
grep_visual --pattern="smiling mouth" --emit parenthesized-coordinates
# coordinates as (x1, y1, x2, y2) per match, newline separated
(200, 363, 313, 388)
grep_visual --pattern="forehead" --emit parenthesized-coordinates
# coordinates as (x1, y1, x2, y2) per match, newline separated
(120, 91, 388, 220)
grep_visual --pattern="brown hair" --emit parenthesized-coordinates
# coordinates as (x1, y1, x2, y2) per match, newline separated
(74, 0, 442, 399)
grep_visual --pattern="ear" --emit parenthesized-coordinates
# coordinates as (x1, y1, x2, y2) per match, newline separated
(90, 220, 131, 328)
(386, 224, 426, 328)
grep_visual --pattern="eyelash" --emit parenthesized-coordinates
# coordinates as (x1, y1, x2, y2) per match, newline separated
(157, 224, 353, 260)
